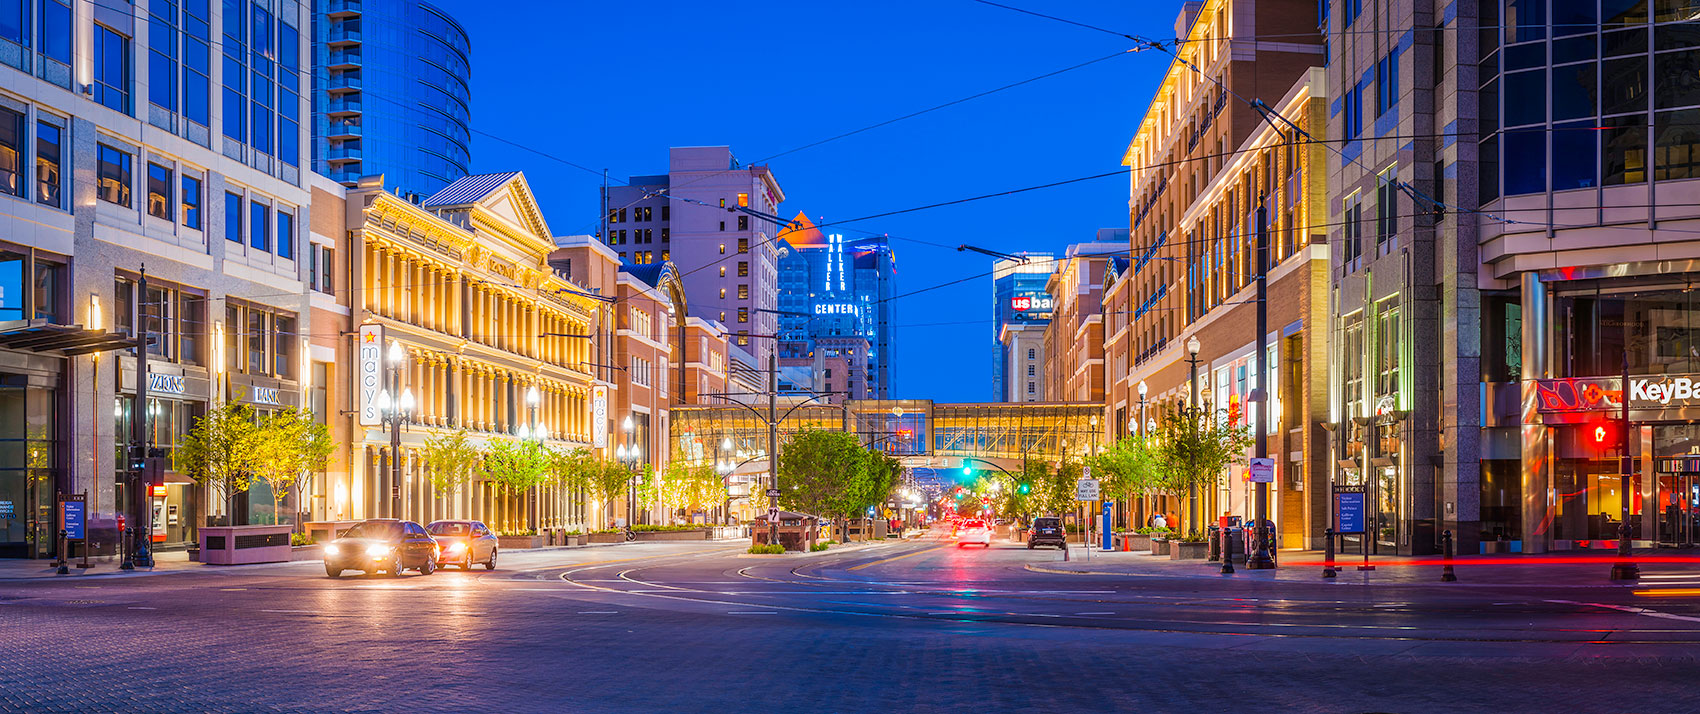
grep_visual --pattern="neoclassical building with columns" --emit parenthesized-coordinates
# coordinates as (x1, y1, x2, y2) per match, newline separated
(317, 172, 604, 532)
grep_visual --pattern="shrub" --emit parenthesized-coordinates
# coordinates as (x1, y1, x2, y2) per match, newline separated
(747, 543, 787, 555)
(290, 532, 313, 546)
(809, 542, 830, 552)
(631, 524, 706, 532)
(496, 529, 537, 537)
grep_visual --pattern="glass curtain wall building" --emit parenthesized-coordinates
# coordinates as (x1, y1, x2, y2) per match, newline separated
(775, 214, 897, 399)
(991, 254, 1056, 402)
(311, 0, 470, 198)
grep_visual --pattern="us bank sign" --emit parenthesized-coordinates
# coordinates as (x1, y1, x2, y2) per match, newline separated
(1536, 374, 1700, 413)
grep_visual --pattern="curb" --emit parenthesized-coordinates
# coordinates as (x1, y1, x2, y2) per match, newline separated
(1021, 562, 1641, 588)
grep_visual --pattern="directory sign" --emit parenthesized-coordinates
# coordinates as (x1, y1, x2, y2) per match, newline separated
(1335, 492, 1365, 534)
(61, 496, 85, 540)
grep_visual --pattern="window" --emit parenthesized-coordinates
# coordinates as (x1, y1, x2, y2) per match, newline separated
(246, 307, 266, 374)
(660, 205, 669, 221)
(1656, 108, 1700, 180)
(737, 215, 749, 230)
(1341, 192, 1363, 272)
(718, 244, 725, 255)
(0, 106, 19, 197)
(224, 304, 238, 372)
(1376, 51, 1399, 116)
(1505, 127, 1548, 193)
(738, 307, 748, 323)
(1375, 166, 1397, 255)
(249, 201, 269, 252)
(148, 0, 177, 112)
(1603, 113, 1648, 185)
(181, 175, 201, 228)
(1027, 365, 1035, 376)
(738, 284, 749, 300)
(718, 221, 725, 231)
(660, 227, 669, 242)
(143, 284, 168, 357)
(719, 266, 726, 277)
(273, 314, 294, 378)
(35, 121, 59, 208)
(94, 24, 130, 113)
(1344, 82, 1364, 138)
(1027, 382, 1035, 395)
(718, 287, 725, 299)
(309, 244, 333, 294)
(738, 261, 748, 277)
(224, 192, 241, 243)
(182, 0, 210, 125)
(660, 250, 668, 261)
(179, 294, 203, 364)
(97, 144, 131, 207)
(737, 238, 749, 253)
(32, 259, 55, 321)
(276, 209, 293, 259)
(1553, 121, 1599, 190)
(718, 198, 725, 208)
(147, 163, 172, 220)
(41, 0, 73, 66)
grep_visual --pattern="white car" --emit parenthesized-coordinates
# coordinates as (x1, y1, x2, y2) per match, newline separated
(956, 521, 993, 548)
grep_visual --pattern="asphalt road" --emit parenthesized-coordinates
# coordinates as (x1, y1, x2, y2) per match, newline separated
(4, 530, 1700, 713)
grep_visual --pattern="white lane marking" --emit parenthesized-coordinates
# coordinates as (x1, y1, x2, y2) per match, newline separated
(1075, 611, 1116, 615)
(126, 606, 157, 610)
(578, 611, 619, 614)
(728, 611, 778, 615)
(1546, 599, 1700, 624)
(1637, 573, 1700, 579)
(260, 609, 315, 614)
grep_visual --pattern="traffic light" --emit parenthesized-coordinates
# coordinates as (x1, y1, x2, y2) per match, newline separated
(1589, 419, 1619, 451)
(962, 460, 973, 477)
(1017, 482, 1031, 495)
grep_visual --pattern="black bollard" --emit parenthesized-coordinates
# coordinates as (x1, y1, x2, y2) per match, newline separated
(1220, 525, 1235, 575)
(1441, 529, 1458, 582)
(1208, 524, 1220, 562)
(55, 529, 68, 575)
(1323, 527, 1336, 579)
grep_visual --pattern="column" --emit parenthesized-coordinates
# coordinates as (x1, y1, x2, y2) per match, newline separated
(1519, 272, 1550, 554)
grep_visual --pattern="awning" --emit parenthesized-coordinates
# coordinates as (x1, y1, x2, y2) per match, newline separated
(0, 320, 139, 356)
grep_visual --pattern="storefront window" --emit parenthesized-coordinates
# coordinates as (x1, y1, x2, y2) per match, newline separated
(0, 376, 55, 558)
(225, 305, 240, 373)
(1555, 283, 1700, 377)
(273, 314, 294, 378)
(0, 251, 22, 321)
(115, 278, 134, 335)
(246, 308, 266, 375)
(32, 260, 57, 322)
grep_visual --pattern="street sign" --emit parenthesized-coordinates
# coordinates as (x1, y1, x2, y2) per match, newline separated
(60, 496, 85, 540)
(1075, 478, 1100, 501)
(1335, 492, 1365, 534)
(765, 488, 781, 499)
(1082, 465, 1092, 480)
(1248, 457, 1275, 483)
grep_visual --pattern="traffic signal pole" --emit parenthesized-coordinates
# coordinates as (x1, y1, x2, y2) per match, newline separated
(1248, 203, 1275, 570)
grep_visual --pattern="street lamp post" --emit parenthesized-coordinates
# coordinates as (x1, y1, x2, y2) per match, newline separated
(522, 385, 542, 533)
(1611, 352, 1640, 580)
(1184, 335, 1202, 533)
(1246, 200, 1275, 570)
(1137, 380, 1149, 438)
(618, 415, 640, 526)
(378, 340, 414, 519)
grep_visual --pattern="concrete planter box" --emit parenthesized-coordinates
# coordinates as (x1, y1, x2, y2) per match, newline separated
(1125, 533, 1154, 552)
(634, 529, 709, 541)
(199, 525, 292, 565)
(1169, 541, 1208, 560)
(497, 535, 544, 550)
(304, 520, 360, 545)
(290, 544, 322, 561)
(1150, 538, 1170, 556)
(588, 532, 626, 544)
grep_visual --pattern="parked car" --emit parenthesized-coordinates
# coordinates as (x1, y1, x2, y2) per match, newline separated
(956, 519, 993, 548)
(323, 519, 439, 578)
(426, 520, 499, 571)
(1027, 517, 1067, 550)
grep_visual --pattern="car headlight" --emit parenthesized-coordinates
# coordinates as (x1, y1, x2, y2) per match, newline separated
(446, 541, 466, 552)
(324, 544, 340, 556)
(366, 545, 393, 558)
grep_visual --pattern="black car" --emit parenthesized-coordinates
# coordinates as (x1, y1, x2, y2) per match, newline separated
(1027, 517, 1067, 550)
(323, 519, 440, 577)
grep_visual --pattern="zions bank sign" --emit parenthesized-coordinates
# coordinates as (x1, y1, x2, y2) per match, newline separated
(1536, 374, 1700, 413)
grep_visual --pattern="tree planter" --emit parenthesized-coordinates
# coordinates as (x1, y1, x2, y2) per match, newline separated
(1126, 533, 1154, 552)
(290, 544, 323, 561)
(1169, 541, 1208, 560)
(634, 529, 709, 541)
(588, 532, 626, 544)
(497, 535, 544, 550)
(199, 525, 292, 565)
(1149, 538, 1171, 556)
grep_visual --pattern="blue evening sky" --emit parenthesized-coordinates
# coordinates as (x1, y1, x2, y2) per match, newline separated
(432, 0, 1179, 403)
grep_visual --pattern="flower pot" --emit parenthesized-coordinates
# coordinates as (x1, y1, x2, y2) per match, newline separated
(1150, 538, 1171, 556)
(1169, 541, 1208, 560)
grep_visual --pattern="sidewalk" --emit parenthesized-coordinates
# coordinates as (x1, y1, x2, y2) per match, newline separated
(1023, 545, 1700, 588)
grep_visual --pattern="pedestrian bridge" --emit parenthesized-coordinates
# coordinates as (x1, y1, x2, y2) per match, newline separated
(670, 399, 1104, 476)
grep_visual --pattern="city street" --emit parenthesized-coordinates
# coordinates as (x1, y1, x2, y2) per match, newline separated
(5, 529, 1700, 713)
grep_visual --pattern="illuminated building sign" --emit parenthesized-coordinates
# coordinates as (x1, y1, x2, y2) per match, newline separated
(592, 385, 608, 448)
(814, 304, 858, 316)
(1536, 374, 1700, 412)
(357, 325, 384, 425)
(1010, 295, 1053, 311)
(147, 373, 186, 395)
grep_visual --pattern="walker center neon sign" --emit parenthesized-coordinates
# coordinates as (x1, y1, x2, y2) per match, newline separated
(1536, 374, 1700, 412)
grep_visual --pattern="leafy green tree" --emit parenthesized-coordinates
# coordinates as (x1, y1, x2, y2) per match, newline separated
(1151, 405, 1254, 534)
(482, 437, 550, 495)
(250, 407, 332, 528)
(582, 455, 634, 528)
(174, 402, 261, 525)
(776, 429, 867, 520)
(422, 428, 480, 496)
(1088, 435, 1160, 525)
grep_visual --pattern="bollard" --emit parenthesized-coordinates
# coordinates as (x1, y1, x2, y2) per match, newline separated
(1062, 542, 1069, 562)
(1207, 524, 1220, 562)
(1323, 527, 1336, 579)
(1220, 526, 1236, 575)
(55, 529, 69, 575)
(1441, 529, 1458, 582)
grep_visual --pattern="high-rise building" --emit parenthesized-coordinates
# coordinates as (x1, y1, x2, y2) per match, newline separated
(774, 214, 897, 399)
(1042, 236, 1125, 403)
(312, 0, 471, 197)
(602, 147, 785, 366)
(992, 254, 1057, 402)
(0, 0, 315, 559)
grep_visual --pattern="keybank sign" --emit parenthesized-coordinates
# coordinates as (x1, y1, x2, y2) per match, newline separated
(1536, 374, 1700, 413)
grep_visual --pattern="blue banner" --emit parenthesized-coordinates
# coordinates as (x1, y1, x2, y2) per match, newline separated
(1335, 492, 1365, 534)
(62, 499, 85, 540)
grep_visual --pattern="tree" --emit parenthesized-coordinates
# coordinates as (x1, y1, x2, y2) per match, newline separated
(174, 402, 261, 525)
(1021, 459, 1076, 520)
(1151, 405, 1253, 535)
(481, 437, 550, 532)
(658, 460, 726, 524)
(422, 428, 480, 496)
(250, 407, 332, 529)
(1089, 435, 1161, 525)
(582, 455, 633, 529)
(776, 429, 875, 536)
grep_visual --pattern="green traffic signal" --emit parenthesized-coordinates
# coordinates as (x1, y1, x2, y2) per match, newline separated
(1017, 482, 1031, 494)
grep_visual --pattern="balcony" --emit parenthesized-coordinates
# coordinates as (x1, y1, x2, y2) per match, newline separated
(328, 169, 362, 185)
(326, 97, 362, 117)
(326, 145, 361, 164)
(327, 0, 361, 18)
(328, 27, 361, 46)
(325, 122, 361, 140)
(327, 76, 360, 94)
(326, 51, 362, 70)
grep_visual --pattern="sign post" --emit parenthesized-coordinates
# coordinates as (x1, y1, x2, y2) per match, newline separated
(57, 493, 89, 574)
